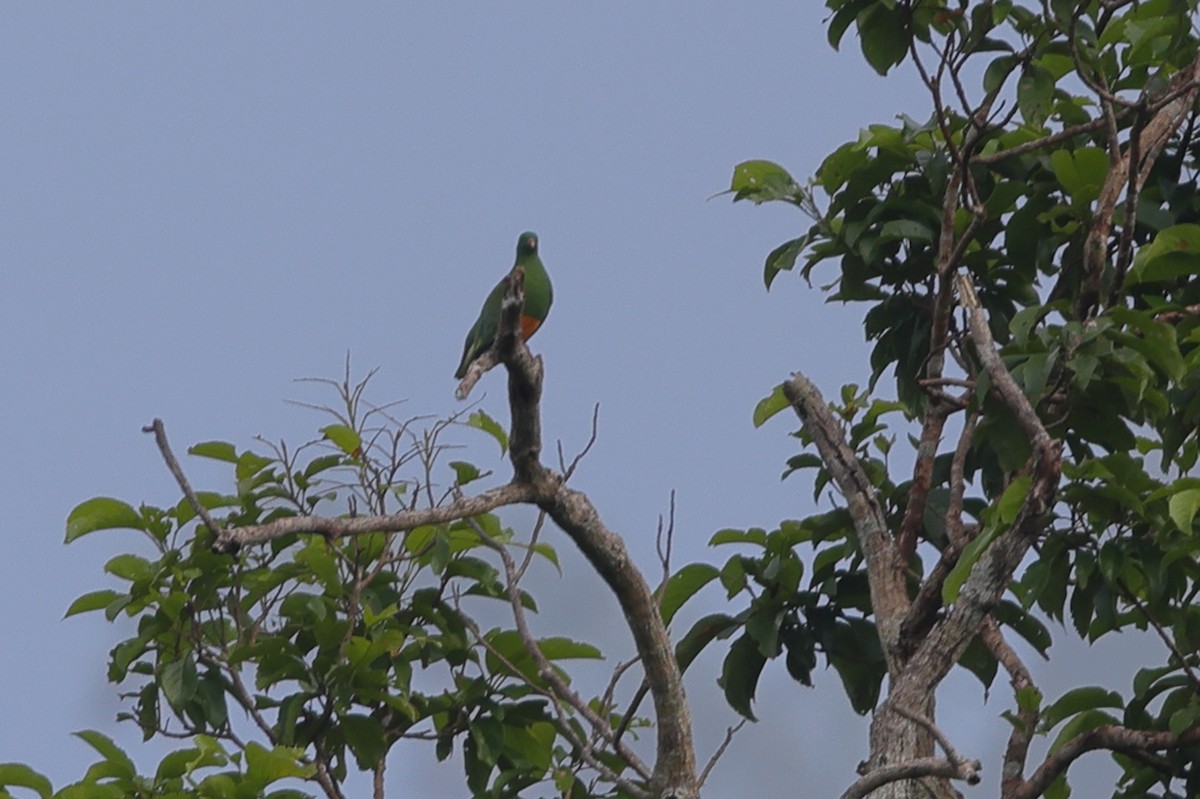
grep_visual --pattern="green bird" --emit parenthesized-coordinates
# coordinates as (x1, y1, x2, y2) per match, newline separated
(454, 231, 553, 380)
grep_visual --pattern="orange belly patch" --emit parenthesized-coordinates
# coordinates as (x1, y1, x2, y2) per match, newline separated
(520, 315, 542, 340)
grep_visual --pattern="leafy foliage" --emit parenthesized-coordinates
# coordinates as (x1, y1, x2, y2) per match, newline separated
(53, 373, 644, 799)
(699, 0, 1200, 796)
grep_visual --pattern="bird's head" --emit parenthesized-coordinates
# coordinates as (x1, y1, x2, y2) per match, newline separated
(516, 231, 539, 257)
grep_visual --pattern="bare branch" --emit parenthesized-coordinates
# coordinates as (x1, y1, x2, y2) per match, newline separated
(212, 482, 539, 553)
(143, 418, 222, 541)
(956, 275, 1051, 450)
(536, 482, 697, 795)
(975, 117, 1113, 165)
(372, 759, 385, 799)
(1015, 724, 1200, 799)
(784, 373, 909, 666)
(655, 490, 676, 597)
(840, 756, 981, 799)
(560, 403, 601, 482)
(1118, 580, 1200, 693)
(893, 705, 979, 781)
(598, 656, 643, 723)
(697, 719, 748, 789)
(888, 276, 1062, 700)
(980, 619, 1039, 799)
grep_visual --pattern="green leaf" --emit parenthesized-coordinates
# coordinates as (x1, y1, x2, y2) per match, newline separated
(320, 424, 361, 456)
(660, 563, 720, 626)
(825, 618, 885, 714)
(242, 741, 314, 786)
(877, 219, 934, 243)
(65, 497, 143, 542)
(958, 635, 998, 689)
(449, 461, 482, 486)
(764, 236, 808, 289)
(997, 475, 1033, 525)
(753, 383, 790, 428)
(193, 670, 228, 730)
(1129, 224, 1200, 284)
(1009, 304, 1055, 347)
(1018, 352, 1055, 401)
(817, 142, 863, 193)
(342, 714, 389, 770)
(73, 730, 136, 781)
(675, 613, 740, 672)
(827, 0, 872, 50)
(533, 637, 603, 661)
(483, 631, 601, 681)
(64, 589, 124, 619)
(1050, 146, 1108, 206)
(1048, 708, 1120, 755)
(943, 478, 1030, 603)
(719, 632, 766, 720)
(161, 655, 199, 710)
(859, 3, 909, 76)
(468, 410, 508, 455)
(1017, 685, 1043, 715)
(710, 527, 767, 546)
(529, 542, 561, 574)
(1016, 65, 1055, 126)
(1043, 686, 1124, 730)
(235, 450, 273, 482)
(983, 54, 1017, 93)
(1169, 488, 1200, 533)
(1169, 696, 1200, 737)
(994, 600, 1053, 657)
(724, 160, 804, 205)
(154, 747, 207, 781)
(0, 763, 52, 799)
(104, 553, 153, 582)
(188, 440, 238, 462)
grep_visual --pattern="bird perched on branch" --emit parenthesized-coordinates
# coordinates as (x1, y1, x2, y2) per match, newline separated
(454, 231, 553, 380)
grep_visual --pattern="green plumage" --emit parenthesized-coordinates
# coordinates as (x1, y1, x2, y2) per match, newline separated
(454, 231, 553, 380)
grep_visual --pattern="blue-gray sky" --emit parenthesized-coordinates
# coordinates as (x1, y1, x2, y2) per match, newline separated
(0, 4, 1149, 797)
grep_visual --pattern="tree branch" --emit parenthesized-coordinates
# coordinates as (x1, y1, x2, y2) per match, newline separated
(979, 619, 1038, 799)
(211, 482, 539, 553)
(784, 373, 909, 669)
(144, 418, 222, 541)
(839, 756, 980, 799)
(893, 704, 981, 783)
(889, 276, 1062, 711)
(1015, 724, 1200, 799)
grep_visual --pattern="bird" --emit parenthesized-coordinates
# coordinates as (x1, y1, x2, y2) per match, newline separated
(454, 231, 553, 380)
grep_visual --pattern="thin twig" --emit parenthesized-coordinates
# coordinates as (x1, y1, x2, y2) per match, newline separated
(1118, 580, 1200, 692)
(563, 404, 602, 482)
(892, 705, 977, 777)
(980, 618, 1038, 799)
(143, 418, 222, 540)
(655, 490, 676, 597)
(975, 117, 1114, 164)
(698, 719, 748, 789)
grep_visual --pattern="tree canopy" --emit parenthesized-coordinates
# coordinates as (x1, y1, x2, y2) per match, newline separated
(5, 2, 1200, 799)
